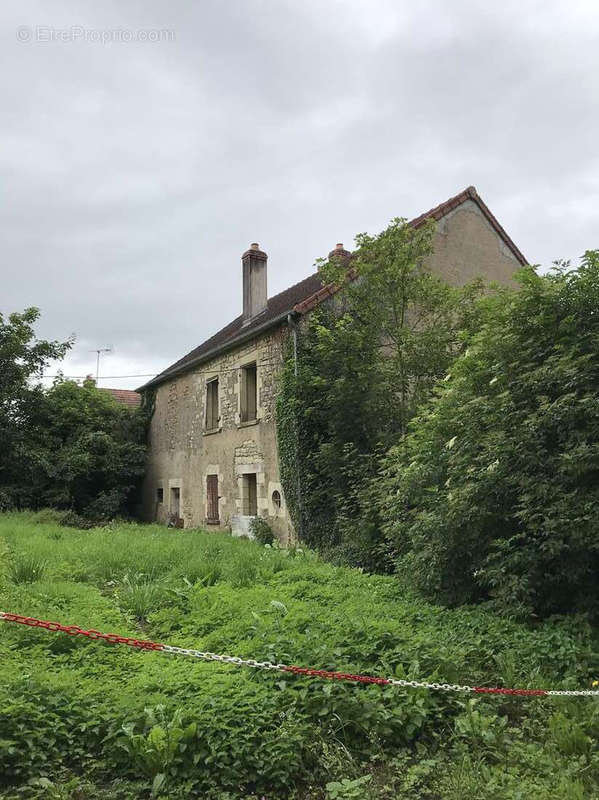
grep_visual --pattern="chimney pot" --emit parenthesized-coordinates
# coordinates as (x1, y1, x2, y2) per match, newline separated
(325, 242, 352, 268)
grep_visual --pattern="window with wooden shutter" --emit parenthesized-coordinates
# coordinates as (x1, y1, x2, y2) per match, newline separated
(205, 378, 219, 430)
(240, 363, 257, 422)
(242, 473, 258, 516)
(206, 474, 219, 523)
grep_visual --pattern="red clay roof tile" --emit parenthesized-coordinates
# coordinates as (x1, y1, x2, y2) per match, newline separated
(100, 388, 141, 408)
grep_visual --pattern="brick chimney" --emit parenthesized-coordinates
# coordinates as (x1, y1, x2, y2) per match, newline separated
(326, 242, 352, 268)
(242, 243, 268, 324)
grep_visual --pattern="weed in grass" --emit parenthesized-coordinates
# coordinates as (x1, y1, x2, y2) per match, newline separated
(117, 705, 197, 797)
(549, 712, 591, 756)
(326, 774, 372, 799)
(189, 558, 223, 586)
(116, 575, 168, 622)
(177, 544, 224, 586)
(8, 553, 46, 583)
(267, 548, 289, 574)
(227, 552, 259, 588)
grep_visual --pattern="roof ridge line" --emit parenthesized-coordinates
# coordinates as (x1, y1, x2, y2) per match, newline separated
(139, 187, 527, 391)
(293, 186, 527, 315)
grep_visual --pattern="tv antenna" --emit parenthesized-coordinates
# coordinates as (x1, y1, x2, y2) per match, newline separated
(90, 346, 113, 384)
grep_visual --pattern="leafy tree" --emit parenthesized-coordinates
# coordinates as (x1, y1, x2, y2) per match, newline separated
(381, 252, 599, 617)
(22, 378, 148, 518)
(0, 308, 148, 519)
(0, 308, 71, 508)
(278, 218, 485, 562)
(320, 218, 485, 435)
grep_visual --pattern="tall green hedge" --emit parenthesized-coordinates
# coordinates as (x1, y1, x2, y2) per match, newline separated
(381, 252, 599, 617)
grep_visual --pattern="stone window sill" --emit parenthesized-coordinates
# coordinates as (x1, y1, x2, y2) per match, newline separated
(205, 518, 220, 526)
(203, 427, 222, 436)
(237, 419, 260, 429)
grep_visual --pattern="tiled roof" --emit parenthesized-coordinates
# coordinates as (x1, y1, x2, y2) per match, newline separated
(100, 388, 142, 408)
(140, 272, 325, 390)
(139, 186, 527, 391)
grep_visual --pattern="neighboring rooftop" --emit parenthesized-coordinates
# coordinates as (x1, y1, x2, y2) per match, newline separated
(100, 388, 142, 408)
(139, 186, 527, 391)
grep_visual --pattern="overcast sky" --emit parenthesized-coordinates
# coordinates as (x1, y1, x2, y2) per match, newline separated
(2, 1, 598, 389)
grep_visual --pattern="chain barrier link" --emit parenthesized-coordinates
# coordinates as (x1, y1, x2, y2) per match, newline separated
(3, 610, 599, 698)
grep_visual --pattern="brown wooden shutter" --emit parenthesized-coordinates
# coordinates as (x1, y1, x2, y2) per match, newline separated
(247, 473, 257, 516)
(240, 368, 247, 422)
(206, 379, 219, 430)
(205, 382, 212, 429)
(246, 365, 257, 421)
(206, 475, 219, 522)
(240, 364, 257, 423)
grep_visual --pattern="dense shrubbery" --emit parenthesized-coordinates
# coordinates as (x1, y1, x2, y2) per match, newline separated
(22, 378, 148, 519)
(0, 308, 148, 520)
(249, 515, 275, 545)
(381, 253, 599, 617)
(277, 218, 484, 566)
(2, 514, 599, 798)
(280, 232, 599, 619)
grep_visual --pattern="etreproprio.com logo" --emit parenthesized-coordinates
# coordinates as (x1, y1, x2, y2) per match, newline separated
(16, 26, 176, 44)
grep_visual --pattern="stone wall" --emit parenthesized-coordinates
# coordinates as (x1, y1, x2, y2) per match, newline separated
(428, 199, 521, 286)
(141, 323, 294, 543)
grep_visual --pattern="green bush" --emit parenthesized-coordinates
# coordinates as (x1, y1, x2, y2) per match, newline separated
(381, 252, 599, 617)
(249, 515, 275, 545)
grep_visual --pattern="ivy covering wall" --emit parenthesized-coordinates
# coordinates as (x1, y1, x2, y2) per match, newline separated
(276, 217, 485, 568)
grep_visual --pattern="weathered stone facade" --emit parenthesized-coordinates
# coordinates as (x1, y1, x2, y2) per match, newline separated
(140, 190, 525, 542)
(142, 324, 293, 541)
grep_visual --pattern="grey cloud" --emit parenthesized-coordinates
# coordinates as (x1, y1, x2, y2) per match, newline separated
(1, 0, 597, 387)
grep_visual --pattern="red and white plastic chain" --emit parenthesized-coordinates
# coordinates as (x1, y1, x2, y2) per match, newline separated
(1, 610, 597, 697)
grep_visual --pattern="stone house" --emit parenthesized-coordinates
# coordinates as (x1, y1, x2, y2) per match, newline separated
(138, 186, 526, 541)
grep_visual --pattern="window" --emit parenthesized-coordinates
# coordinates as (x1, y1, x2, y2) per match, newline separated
(272, 490, 281, 510)
(206, 474, 219, 523)
(242, 473, 257, 516)
(240, 363, 257, 423)
(156, 487, 164, 503)
(170, 487, 180, 517)
(205, 378, 219, 430)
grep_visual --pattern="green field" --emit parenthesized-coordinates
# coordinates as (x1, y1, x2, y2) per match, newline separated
(1, 512, 599, 799)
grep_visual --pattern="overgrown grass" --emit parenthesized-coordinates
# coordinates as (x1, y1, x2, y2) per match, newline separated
(7, 552, 46, 584)
(1, 511, 599, 799)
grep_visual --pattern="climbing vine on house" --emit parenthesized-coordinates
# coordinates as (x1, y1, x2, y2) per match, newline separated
(276, 217, 486, 567)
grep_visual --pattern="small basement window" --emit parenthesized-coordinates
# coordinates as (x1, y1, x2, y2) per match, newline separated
(205, 377, 219, 430)
(240, 363, 257, 423)
(156, 487, 164, 503)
